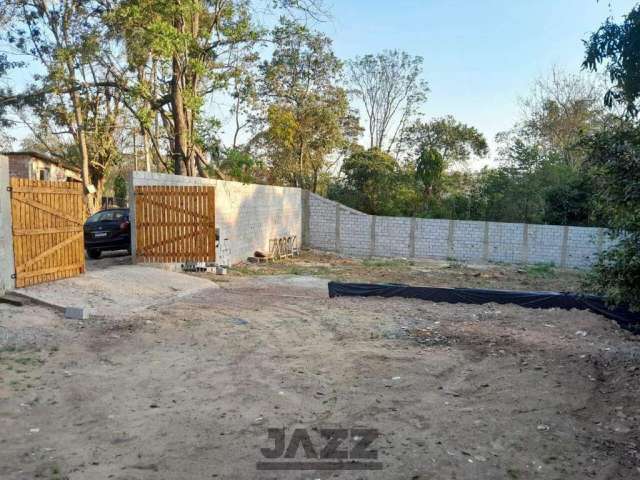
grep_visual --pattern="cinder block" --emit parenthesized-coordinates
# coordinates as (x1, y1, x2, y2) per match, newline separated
(65, 307, 89, 320)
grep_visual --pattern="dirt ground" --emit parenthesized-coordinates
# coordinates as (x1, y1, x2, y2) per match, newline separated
(1, 252, 639, 479)
(227, 250, 586, 293)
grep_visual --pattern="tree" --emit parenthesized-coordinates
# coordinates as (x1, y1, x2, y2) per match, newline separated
(583, 4, 640, 116)
(340, 147, 398, 214)
(582, 125, 640, 310)
(416, 148, 444, 201)
(520, 67, 606, 166)
(256, 18, 359, 192)
(581, 4, 640, 310)
(5, 0, 123, 211)
(108, 0, 264, 176)
(543, 174, 593, 226)
(113, 174, 128, 204)
(404, 116, 488, 166)
(347, 50, 429, 154)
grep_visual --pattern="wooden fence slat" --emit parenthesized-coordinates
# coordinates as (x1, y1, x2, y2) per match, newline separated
(134, 185, 215, 263)
(9, 179, 85, 288)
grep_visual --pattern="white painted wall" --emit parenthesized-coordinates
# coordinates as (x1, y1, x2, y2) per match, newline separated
(0, 155, 15, 293)
(307, 192, 612, 269)
(128, 172, 302, 265)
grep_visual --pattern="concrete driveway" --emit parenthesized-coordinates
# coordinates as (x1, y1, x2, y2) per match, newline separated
(16, 260, 218, 318)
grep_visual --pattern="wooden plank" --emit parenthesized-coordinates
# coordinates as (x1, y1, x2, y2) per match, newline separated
(208, 186, 216, 261)
(133, 185, 216, 263)
(12, 195, 84, 225)
(10, 186, 83, 195)
(133, 195, 210, 222)
(18, 263, 84, 280)
(15, 232, 83, 274)
(9, 178, 85, 287)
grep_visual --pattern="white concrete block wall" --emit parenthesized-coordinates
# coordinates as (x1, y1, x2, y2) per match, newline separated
(566, 226, 602, 268)
(451, 220, 485, 262)
(374, 217, 411, 257)
(339, 211, 372, 257)
(305, 192, 610, 268)
(487, 222, 525, 264)
(415, 219, 449, 258)
(0, 155, 15, 293)
(527, 224, 564, 266)
(308, 193, 338, 251)
(129, 172, 301, 265)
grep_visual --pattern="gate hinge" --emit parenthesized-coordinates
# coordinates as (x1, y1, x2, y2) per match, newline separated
(10, 273, 16, 279)
(6, 186, 11, 192)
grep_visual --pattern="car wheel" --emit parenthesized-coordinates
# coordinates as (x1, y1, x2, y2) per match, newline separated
(88, 249, 101, 259)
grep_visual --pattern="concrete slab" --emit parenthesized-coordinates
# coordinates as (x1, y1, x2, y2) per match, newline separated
(15, 265, 218, 318)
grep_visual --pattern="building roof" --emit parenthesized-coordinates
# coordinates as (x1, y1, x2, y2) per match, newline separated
(2, 150, 81, 174)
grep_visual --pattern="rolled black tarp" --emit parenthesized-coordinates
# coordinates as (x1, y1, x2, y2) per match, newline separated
(327, 281, 640, 334)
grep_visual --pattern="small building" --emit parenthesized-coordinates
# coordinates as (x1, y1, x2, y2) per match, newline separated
(2, 151, 82, 182)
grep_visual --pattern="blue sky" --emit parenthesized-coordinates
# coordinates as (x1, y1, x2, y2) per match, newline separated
(313, 0, 637, 167)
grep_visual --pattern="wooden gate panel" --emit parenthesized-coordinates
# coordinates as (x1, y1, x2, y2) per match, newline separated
(135, 186, 216, 263)
(10, 178, 85, 288)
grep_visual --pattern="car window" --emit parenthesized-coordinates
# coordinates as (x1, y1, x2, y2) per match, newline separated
(86, 211, 109, 223)
(86, 210, 127, 223)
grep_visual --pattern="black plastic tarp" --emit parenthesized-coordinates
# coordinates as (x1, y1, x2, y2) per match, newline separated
(328, 281, 640, 334)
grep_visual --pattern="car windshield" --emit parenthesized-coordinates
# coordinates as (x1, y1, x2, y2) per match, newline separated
(86, 210, 127, 223)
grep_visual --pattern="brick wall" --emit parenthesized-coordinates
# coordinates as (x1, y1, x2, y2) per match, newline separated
(128, 172, 302, 265)
(307, 192, 609, 269)
(8, 154, 30, 179)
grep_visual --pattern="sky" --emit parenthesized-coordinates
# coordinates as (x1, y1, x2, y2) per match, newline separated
(311, 0, 637, 168)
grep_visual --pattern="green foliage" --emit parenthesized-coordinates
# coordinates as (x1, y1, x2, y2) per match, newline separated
(543, 174, 593, 226)
(583, 5, 640, 116)
(582, 125, 640, 309)
(416, 148, 445, 197)
(113, 175, 128, 203)
(218, 149, 263, 183)
(109, 0, 263, 174)
(258, 17, 359, 192)
(332, 130, 597, 227)
(405, 116, 489, 166)
(525, 263, 556, 278)
(339, 148, 399, 214)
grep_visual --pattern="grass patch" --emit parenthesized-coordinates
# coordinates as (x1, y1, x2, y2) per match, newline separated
(14, 356, 44, 366)
(361, 259, 412, 268)
(525, 262, 556, 278)
(282, 265, 332, 276)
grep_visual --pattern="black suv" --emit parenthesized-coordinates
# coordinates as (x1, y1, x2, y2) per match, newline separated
(84, 208, 131, 259)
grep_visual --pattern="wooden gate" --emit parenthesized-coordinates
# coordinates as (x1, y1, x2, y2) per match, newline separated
(135, 186, 216, 263)
(9, 178, 85, 288)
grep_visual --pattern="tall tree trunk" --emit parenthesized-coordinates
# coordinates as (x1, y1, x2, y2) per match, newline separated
(171, 56, 188, 175)
(143, 129, 151, 172)
(68, 79, 96, 213)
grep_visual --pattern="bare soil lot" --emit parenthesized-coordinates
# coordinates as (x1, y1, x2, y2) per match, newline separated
(228, 251, 586, 292)
(1, 253, 638, 479)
